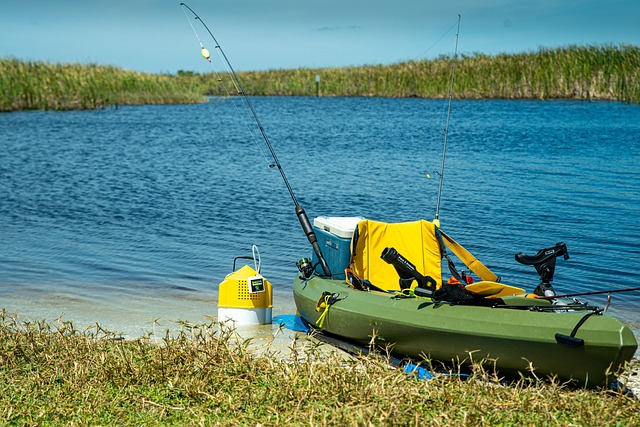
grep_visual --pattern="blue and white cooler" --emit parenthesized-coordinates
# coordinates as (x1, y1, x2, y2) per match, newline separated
(311, 216, 364, 279)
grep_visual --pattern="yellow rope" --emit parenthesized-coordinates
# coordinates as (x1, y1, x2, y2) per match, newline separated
(316, 298, 331, 328)
(393, 288, 434, 300)
(393, 289, 416, 298)
(315, 292, 345, 329)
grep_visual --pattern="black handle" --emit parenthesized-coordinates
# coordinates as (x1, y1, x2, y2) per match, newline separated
(296, 205, 331, 277)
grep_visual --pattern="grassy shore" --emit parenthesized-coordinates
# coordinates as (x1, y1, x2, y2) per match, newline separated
(1, 44, 639, 112)
(206, 44, 640, 102)
(1, 313, 638, 426)
(0, 59, 204, 111)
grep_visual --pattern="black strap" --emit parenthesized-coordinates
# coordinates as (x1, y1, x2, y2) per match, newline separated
(434, 227, 466, 285)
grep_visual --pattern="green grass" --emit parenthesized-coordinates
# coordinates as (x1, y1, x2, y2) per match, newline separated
(0, 59, 204, 111)
(1, 311, 639, 426)
(2, 44, 639, 112)
(221, 44, 640, 102)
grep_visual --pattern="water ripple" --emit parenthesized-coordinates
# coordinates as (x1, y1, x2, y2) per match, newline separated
(1, 99, 639, 335)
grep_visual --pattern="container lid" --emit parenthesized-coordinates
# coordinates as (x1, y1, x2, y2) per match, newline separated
(313, 216, 364, 239)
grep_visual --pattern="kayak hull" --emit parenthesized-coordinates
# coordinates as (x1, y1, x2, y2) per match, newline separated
(293, 276, 638, 387)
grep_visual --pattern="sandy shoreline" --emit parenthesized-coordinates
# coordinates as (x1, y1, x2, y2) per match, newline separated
(623, 361, 640, 396)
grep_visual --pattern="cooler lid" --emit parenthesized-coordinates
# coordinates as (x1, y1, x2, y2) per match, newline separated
(313, 216, 364, 239)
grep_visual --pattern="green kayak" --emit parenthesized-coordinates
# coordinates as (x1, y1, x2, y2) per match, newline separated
(292, 218, 637, 388)
(293, 275, 637, 387)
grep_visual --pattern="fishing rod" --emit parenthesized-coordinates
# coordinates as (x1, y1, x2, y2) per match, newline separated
(536, 286, 640, 300)
(179, 3, 332, 277)
(433, 14, 461, 228)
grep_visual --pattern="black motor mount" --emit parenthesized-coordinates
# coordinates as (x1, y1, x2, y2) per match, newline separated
(515, 242, 569, 296)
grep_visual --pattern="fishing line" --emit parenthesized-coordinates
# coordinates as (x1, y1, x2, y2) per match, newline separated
(181, 3, 288, 173)
(214, 71, 276, 169)
(180, 4, 276, 169)
(536, 286, 640, 300)
(420, 18, 459, 182)
(415, 18, 460, 60)
(434, 14, 461, 226)
(179, 3, 332, 277)
(180, 5, 211, 62)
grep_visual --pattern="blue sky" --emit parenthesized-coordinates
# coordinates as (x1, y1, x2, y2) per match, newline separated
(1, 0, 638, 74)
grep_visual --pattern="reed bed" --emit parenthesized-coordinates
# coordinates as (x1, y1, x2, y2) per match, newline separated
(2, 44, 638, 112)
(209, 44, 640, 102)
(1, 311, 638, 426)
(0, 59, 203, 111)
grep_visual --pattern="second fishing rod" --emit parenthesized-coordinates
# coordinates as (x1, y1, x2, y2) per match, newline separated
(180, 3, 332, 277)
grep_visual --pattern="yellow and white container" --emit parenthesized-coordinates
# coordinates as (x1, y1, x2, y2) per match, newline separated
(217, 265, 273, 325)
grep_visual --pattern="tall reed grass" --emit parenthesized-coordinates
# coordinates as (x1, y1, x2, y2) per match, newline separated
(213, 44, 640, 102)
(0, 59, 203, 111)
(1, 312, 639, 426)
(2, 44, 638, 112)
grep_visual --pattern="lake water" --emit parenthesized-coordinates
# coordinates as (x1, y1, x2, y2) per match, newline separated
(1, 97, 639, 338)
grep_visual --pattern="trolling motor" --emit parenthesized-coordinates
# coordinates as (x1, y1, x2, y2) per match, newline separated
(381, 247, 437, 297)
(515, 242, 569, 296)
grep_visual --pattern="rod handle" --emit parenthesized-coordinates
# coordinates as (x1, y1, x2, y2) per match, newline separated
(295, 205, 331, 277)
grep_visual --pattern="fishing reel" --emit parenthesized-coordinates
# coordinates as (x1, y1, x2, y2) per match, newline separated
(297, 257, 315, 280)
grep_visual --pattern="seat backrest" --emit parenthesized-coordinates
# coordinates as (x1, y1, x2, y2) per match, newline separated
(349, 219, 442, 290)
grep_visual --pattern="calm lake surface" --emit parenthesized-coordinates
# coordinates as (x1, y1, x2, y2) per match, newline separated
(1, 97, 639, 338)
